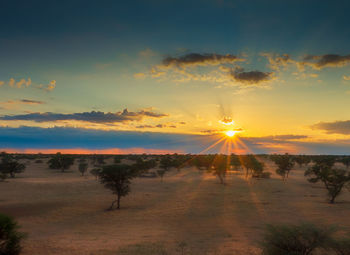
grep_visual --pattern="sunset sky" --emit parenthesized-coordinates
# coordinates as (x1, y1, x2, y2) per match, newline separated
(1, 0, 350, 154)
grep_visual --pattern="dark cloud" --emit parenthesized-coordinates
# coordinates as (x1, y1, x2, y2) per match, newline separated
(302, 54, 350, 69)
(230, 70, 273, 85)
(310, 120, 350, 135)
(20, 99, 45, 104)
(162, 53, 244, 67)
(136, 123, 177, 129)
(0, 108, 168, 123)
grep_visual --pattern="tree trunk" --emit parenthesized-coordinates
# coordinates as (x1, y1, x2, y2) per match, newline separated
(109, 198, 118, 210)
(117, 195, 121, 209)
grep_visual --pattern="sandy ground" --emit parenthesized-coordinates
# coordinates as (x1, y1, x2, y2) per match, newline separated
(0, 158, 350, 255)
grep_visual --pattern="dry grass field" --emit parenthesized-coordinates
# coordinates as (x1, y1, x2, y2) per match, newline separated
(1, 158, 350, 255)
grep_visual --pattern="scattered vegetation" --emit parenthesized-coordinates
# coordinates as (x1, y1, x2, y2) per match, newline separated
(271, 153, 294, 181)
(78, 162, 88, 176)
(48, 152, 75, 172)
(0, 152, 26, 178)
(0, 213, 26, 255)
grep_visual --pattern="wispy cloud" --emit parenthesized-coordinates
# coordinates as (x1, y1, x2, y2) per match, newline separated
(310, 120, 350, 135)
(0, 108, 168, 123)
(161, 53, 244, 68)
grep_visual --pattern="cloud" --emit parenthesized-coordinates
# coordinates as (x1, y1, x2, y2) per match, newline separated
(230, 70, 274, 85)
(0, 108, 168, 123)
(8, 78, 15, 87)
(310, 120, 350, 135)
(261, 53, 294, 71)
(136, 123, 177, 129)
(16, 78, 31, 88)
(301, 54, 350, 70)
(134, 73, 146, 79)
(344, 75, 350, 81)
(219, 117, 234, 125)
(0, 99, 45, 110)
(36, 80, 56, 91)
(19, 99, 45, 105)
(0, 81, 4, 86)
(161, 53, 245, 68)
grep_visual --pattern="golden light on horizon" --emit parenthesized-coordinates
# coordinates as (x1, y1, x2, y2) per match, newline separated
(225, 130, 236, 137)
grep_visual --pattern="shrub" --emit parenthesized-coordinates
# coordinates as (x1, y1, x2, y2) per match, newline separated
(48, 152, 74, 172)
(0, 213, 26, 255)
(261, 223, 334, 255)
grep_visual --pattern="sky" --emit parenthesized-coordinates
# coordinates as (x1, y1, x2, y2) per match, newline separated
(1, 0, 350, 154)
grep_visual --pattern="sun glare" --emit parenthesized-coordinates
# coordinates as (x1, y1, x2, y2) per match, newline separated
(225, 130, 236, 137)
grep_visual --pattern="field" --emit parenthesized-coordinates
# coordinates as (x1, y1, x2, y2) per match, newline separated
(1, 158, 350, 255)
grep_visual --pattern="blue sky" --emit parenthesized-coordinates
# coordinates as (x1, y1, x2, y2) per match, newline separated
(1, 0, 350, 154)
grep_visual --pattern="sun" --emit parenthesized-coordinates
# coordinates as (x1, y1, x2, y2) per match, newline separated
(225, 130, 236, 137)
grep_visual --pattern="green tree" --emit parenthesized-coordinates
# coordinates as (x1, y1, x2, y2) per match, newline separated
(78, 162, 88, 176)
(0, 213, 26, 255)
(211, 154, 228, 184)
(271, 153, 294, 180)
(0, 153, 26, 178)
(305, 165, 350, 203)
(156, 169, 166, 182)
(48, 152, 75, 172)
(230, 153, 241, 170)
(90, 168, 101, 180)
(98, 164, 136, 210)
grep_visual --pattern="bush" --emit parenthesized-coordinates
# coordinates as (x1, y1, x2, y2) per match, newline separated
(0, 213, 26, 255)
(261, 223, 334, 255)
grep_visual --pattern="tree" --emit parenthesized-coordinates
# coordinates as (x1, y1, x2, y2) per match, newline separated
(230, 153, 241, 170)
(0, 153, 25, 178)
(98, 164, 136, 210)
(78, 162, 88, 176)
(305, 165, 350, 203)
(271, 153, 294, 180)
(159, 156, 173, 171)
(156, 169, 166, 182)
(338, 156, 350, 169)
(90, 168, 101, 180)
(211, 154, 228, 184)
(48, 153, 74, 172)
(251, 160, 268, 178)
(261, 223, 334, 255)
(241, 154, 256, 178)
(0, 213, 26, 255)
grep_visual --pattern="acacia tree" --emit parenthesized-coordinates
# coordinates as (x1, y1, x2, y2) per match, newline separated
(48, 152, 74, 172)
(230, 153, 241, 170)
(211, 154, 228, 184)
(271, 153, 294, 181)
(0, 153, 26, 178)
(78, 162, 88, 176)
(305, 164, 350, 203)
(156, 169, 166, 182)
(98, 164, 136, 210)
(90, 168, 101, 180)
(338, 156, 350, 169)
(0, 213, 26, 255)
